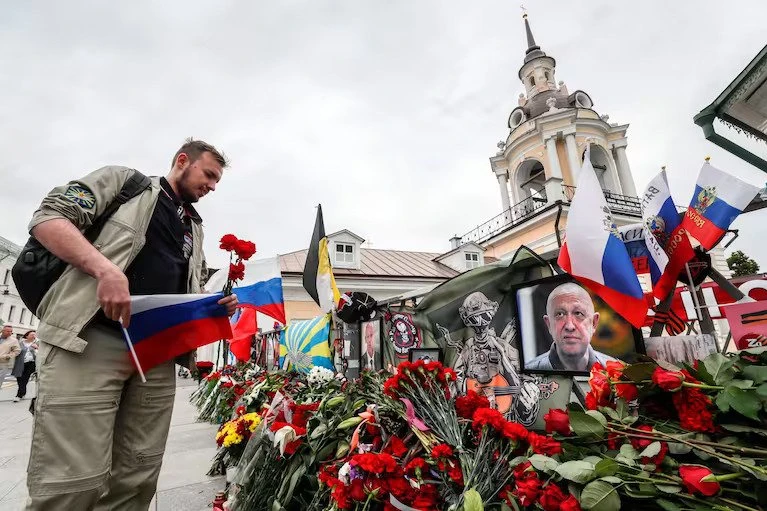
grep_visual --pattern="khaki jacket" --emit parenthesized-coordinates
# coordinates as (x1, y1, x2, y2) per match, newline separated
(0, 336, 21, 369)
(28, 166, 205, 365)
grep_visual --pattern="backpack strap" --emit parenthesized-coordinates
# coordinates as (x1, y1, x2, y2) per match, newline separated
(85, 170, 152, 242)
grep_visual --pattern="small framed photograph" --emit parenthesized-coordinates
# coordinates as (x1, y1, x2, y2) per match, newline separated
(408, 347, 442, 364)
(514, 274, 645, 376)
(360, 319, 383, 371)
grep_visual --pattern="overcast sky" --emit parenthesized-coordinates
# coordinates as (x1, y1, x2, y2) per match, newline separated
(1, 1, 766, 270)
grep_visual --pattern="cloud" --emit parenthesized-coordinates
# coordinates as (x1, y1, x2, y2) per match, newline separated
(1, 0, 765, 271)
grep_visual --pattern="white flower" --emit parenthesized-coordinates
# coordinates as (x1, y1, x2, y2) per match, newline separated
(307, 366, 334, 387)
(338, 462, 351, 484)
(272, 425, 297, 456)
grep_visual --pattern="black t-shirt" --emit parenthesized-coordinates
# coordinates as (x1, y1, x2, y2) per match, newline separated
(94, 177, 200, 328)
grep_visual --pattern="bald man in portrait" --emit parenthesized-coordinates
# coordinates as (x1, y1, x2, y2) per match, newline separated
(526, 282, 617, 372)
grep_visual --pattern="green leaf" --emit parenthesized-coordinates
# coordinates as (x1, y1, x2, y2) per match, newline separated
(594, 458, 619, 478)
(616, 398, 628, 419)
(462, 488, 483, 511)
(586, 410, 608, 427)
(728, 379, 755, 389)
(622, 362, 656, 382)
(720, 423, 767, 437)
(600, 406, 620, 421)
(655, 484, 682, 494)
(619, 444, 639, 460)
(717, 385, 762, 420)
(757, 383, 767, 398)
(583, 456, 604, 466)
(694, 361, 716, 386)
(600, 476, 623, 484)
(580, 480, 621, 511)
(621, 415, 638, 425)
(528, 454, 559, 474)
(657, 498, 683, 511)
(555, 460, 596, 483)
(569, 411, 606, 438)
(703, 353, 735, 385)
(639, 441, 662, 459)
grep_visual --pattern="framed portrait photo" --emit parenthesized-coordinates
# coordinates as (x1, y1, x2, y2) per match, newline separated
(408, 347, 442, 364)
(514, 274, 644, 376)
(360, 319, 383, 371)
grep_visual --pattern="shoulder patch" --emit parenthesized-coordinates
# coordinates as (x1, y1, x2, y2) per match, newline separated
(64, 185, 96, 209)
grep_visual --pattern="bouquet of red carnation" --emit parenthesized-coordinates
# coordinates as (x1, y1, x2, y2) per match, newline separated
(219, 234, 257, 295)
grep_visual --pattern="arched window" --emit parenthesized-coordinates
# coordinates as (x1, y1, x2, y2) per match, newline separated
(528, 76, 535, 87)
(544, 71, 550, 81)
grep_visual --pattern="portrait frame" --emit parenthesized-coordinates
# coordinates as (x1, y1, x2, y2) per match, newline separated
(512, 273, 645, 376)
(359, 318, 383, 371)
(409, 347, 442, 364)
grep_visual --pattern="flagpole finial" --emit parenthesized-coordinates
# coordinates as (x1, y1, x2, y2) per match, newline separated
(661, 165, 666, 171)
(704, 156, 711, 164)
(521, 4, 527, 18)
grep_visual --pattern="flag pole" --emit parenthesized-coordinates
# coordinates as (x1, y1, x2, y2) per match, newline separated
(684, 263, 704, 323)
(120, 319, 147, 383)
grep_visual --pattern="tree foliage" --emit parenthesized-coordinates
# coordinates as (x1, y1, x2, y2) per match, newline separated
(727, 250, 760, 277)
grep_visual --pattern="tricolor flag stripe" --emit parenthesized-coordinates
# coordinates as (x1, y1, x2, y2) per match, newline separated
(682, 163, 759, 250)
(129, 294, 228, 343)
(126, 293, 233, 371)
(133, 317, 232, 370)
(558, 149, 647, 328)
(688, 184, 741, 230)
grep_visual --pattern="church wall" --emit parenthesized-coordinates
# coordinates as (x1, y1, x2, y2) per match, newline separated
(557, 138, 573, 183)
(483, 215, 559, 259)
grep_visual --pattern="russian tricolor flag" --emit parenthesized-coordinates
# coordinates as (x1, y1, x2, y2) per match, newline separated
(558, 149, 647, 328)
(205, 257, 286, 325)
(640, 169, 696, 299)
(127, 293, 233, 371)
(681, 163, 760, 250)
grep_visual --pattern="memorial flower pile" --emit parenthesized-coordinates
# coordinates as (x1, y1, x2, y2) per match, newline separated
(191, 349, 767, 510)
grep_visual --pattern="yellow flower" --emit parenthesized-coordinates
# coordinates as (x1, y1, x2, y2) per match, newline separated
(241, 413, 262, 432)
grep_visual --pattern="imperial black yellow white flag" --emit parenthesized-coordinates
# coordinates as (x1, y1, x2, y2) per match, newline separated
(302, 205, 341, 312)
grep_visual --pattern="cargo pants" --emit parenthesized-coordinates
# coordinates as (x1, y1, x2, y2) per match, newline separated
(26, 323, 176, 511)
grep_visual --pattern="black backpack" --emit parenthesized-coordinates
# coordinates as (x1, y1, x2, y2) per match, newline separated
(13, 171, 152, 316)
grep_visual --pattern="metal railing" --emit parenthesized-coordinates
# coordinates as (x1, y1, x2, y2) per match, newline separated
(460, 185, 642, 245)
(460, 192, 549, 244)
(562, 184, 642, 217)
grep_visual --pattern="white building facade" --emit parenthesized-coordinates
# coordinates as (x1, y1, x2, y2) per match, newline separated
(0, 236, 39, 336)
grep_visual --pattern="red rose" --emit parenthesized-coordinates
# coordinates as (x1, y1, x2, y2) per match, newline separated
(234, 239, 257, 260)
(538, 483, 567, 511)
(586, 363, 612, 409)
(605, 360, 626, 381)
(679, 465, 720, 496)
(513, 474, 542, 506)
(543, 408, 571, 436)
(642, 441, 669, 468)
(629, 424, 655, 450)
(528, 433, 563, 456)
(219, 234, 239, 251)
(615, 382, 638, 402)
(560, 495, 583, 511)
(229, 261, 245, 281)
(652, 367, 685, 391)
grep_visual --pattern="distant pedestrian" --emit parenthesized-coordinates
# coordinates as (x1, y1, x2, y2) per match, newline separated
(0, 325, 21, 388)
(13, 330, 38, 402)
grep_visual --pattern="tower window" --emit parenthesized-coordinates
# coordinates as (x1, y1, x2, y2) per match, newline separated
(544, 71, 550, 81)
(528, 77, 535, 87)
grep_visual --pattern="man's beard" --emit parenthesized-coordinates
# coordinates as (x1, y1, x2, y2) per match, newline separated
(178, 173, 199, 203)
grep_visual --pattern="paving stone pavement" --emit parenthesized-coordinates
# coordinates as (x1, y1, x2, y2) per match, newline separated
(0, 375, 224, 510)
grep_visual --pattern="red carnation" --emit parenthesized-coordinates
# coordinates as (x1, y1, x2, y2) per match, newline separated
(672, 386, 715, 433)
(543, 408, 571, 436)
(528, 433, 562, 456)
(404, 457, 428, 477)
(502, 421, 530, 442)
(431, 443, 454, 459)
(455, 390, 491, 419)
(652, 367, 685, 391)
(236, 405, 246, 416)
(219, 234, 239, 251)
(679, 465, 720, 496)
(539, 483, 567, 511)
(234, 239, 257, 260)
(384, 436, 408, 458)
(229, 261, 245, 281)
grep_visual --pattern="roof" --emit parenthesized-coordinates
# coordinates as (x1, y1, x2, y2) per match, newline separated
(0, 236, 21, 257)
(433, 241, 486, 262)
(280, 248, 459, 280)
